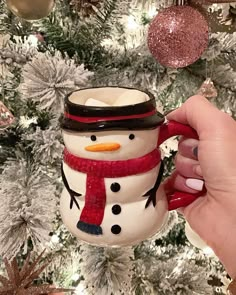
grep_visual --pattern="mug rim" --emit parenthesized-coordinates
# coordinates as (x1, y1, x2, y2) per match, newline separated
(65, 86, 156, 112)
(62, 86, 165, 132)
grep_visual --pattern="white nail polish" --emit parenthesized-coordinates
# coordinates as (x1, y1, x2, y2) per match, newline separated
(186, 178, 204, 191)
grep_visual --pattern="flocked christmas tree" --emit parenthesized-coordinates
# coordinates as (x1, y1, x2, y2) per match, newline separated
(0, 0, 235, 294)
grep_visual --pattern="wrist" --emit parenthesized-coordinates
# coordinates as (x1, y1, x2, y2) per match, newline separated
(212, 242, 236, 279)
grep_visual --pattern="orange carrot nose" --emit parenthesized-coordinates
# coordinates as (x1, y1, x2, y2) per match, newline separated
(85, 143, 121, 152)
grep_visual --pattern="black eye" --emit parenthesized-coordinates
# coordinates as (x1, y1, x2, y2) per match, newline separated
(129, 134, 135, 140)
(91, 135, 97, 141)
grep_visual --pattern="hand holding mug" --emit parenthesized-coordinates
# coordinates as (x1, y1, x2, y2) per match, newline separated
(166, 95, 236, 279)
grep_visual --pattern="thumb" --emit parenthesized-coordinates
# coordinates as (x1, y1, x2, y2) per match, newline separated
(49, 285, 65, 295)
(166, 95, 234, 140)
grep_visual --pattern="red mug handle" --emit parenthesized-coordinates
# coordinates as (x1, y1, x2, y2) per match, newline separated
(158, 121, 205, 211)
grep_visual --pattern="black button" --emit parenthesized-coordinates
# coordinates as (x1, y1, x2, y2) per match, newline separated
(112, 205, 121, 215)
(129, 134, 135, 140)
(90, 135, 97, 141)
(110, 182, 121, 192)
(111, 225, 121, 235)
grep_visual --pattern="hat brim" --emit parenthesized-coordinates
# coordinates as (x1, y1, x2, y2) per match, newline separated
(61, 87, 164, 132)
(61, 114, 164, 132)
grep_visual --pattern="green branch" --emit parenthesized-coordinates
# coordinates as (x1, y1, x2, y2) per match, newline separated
(41, 0, 120, 68)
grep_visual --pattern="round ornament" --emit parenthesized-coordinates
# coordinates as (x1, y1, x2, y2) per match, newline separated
(148, 6, 209, 68)
(6, 0, 55, 21)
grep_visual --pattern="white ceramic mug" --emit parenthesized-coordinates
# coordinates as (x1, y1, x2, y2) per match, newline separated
(60, 87, 203, 246)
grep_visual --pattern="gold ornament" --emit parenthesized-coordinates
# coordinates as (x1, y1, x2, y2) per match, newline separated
(70, 0, 102, 17)
(188, 0, 236, 33)
(207, 6, 236, 33)
(197, 78, 218, 99)
(6, 0, 55, 21)
(0, 250, 71, 294)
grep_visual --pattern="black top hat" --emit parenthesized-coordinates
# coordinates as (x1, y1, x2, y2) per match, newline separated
(61, 86, 164, 132)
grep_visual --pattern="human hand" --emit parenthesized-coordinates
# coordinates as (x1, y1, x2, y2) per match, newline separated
(49, 285, 65, 295)
(165, 95, 236, 279)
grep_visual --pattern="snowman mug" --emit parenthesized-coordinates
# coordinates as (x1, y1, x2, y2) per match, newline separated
(60, 87, 204, 247)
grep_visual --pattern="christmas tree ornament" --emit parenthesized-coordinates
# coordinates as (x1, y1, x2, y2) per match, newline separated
(31, 32, 46, 44)
(70, 0, 102, 17)
(60, 86, 205, 247)
(0, 250, 71, 294)
(200, 4, 236, 33)
(0, 101, 14, 129)
(197, 78, 218, 99)
(147, 6, 209, 68)
(6, 0, 55, 21)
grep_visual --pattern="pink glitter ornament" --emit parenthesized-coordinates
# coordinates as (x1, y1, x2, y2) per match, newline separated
(0, 101, 14, 129)
(148, 6, 209, 68)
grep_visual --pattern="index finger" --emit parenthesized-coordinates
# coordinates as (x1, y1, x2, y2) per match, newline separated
(166, 95, 234, 139)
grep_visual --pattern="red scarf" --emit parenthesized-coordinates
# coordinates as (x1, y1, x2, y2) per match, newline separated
(63, 148, 161, 234)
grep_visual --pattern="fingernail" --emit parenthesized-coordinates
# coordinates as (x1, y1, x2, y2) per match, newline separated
(193, 146, 198, 158)
(194, 165, 203, 177)
(186, 178, 204, 191)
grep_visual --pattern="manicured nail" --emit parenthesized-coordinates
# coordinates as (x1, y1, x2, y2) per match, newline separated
(193, 146, 198, 158)
(194, 165, 203, 177)
(186, 178, 204, 191)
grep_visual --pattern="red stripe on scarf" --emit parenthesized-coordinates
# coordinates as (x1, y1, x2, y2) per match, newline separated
(80, 176, 106, 225)
(63, 148, 161, 228)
